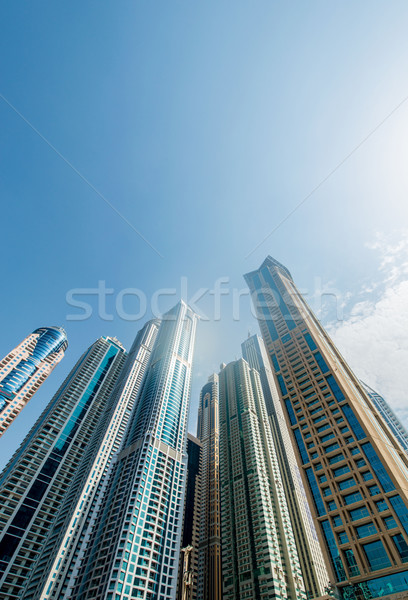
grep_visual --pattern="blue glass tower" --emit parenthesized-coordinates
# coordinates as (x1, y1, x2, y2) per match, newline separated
(361, 381, 408, 455)
(245, 256, 408, 600)
(0, 326, 68, 435)
(71, 301, 198, 600)
(0, 335, 126, 599)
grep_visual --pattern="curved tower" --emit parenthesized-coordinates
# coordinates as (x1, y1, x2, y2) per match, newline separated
(0, 326, 68, 436)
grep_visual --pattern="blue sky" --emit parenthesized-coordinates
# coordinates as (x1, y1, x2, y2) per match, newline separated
(1, 2, 408, 469)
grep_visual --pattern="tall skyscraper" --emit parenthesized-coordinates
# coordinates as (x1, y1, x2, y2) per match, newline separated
(219, 358, 306, 600)
(0, 335, 126, 599)
(176, 433, 202, 600)
(242, 334, 329, 599)
(22, 320, 159, 600)
(70, 301, 198, 600)
(0, 326, 68, 436)
(196, 374, 222, 600)
(361, 381, 408, 455)
(245, 256, 408, 600)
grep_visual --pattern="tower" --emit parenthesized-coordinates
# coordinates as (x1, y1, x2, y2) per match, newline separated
(245, 256, 408, 599)
(361, 381, 408, 455)
(196, 374, 222, 600)
(0, 326, 68, 436)
(70, 301, 198, 600)
(0, 336, 126, 599)
(22, 320, 159, 600)
(242, 334, 329, 599)
(219, 358, 306, 600)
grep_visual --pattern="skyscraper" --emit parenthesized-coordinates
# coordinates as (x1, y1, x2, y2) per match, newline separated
(196, 374, 222, 600)
(0, 335, 126, 599)
(219, 358, 306, 600)
(70, 301, 198, 600)
(242, 334, 329, 599)
(22, 320, 159, 600)
(361, 381, 408, 455)
(177, 433, 202, 600)
(245, 256, 408, 600)
(0, 326, 68, 436)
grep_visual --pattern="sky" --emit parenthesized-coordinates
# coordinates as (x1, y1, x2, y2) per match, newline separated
(1, 1, 408, 470)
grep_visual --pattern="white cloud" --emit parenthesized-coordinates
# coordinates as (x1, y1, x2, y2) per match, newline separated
(328, 232, 408, 427)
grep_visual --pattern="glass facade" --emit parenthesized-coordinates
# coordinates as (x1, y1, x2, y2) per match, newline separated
(0, 336, 126, 600)
(0, 327, 67, 435)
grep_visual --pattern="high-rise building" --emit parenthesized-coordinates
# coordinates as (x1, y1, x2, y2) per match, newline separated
(177, 433, 202, 600)
(0, 326, 68, 436)
(70, 301, 198, 600)
(0, 335, 126, 599)
(245, 255, 408, 600)
(219, 358, 307, 600)
(242, 334, 329, 599)
(361, 381, 408, 455)
(22, 320, 159, 600)
(196, 373, 222, 600)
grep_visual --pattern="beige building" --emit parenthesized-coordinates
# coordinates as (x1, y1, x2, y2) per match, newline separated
(245, 256, 408, 600)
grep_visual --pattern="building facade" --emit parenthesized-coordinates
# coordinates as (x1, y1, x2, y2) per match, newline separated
(242, 334, 329, 599)
(0, 326, 68, 436)
(0, 335, 126, 599)
(219, 358, 306, 600)
(70, 301, 198, 600)
(245, 256, 408, 600)
(177, 434, 202, 600)
(22, 320, 159, 600)
(361, 382, 408, 455)
(196, 374, 222, 600)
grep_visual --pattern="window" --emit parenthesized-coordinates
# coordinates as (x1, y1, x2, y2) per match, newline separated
(361, 443, 395, 493)
(356, 523, 377, 539)
(344, 548, 360, 577)
(323, 487, 332, 497)
(392, 534, 408, 563)
(338, 531, 349, 544)
(305, 468, 326, 516)
(389, 496, 408, 537)
(384, 516, 398, 530)
(321, 520, 346, 581)
(349, 507, 370, 521)
(326, 374, 345, 402)
(375, 500, 388, 513)
(343, 491, 363, 505)
(329, 453, 344, 465)
(319, 474, 328, 483)
(327, 500, 337, 511)
(294, 428, 309, 465)
(338, 477, 357, 491)
(315, 351, 329, 373)
(363, 540, 391, 571)
(324, 442, 341, 454)
(368, 485, 381, 497)
(320, 432, 336, 443)
(351, 447, 360, 456)
(362, 471, 374, 482)
(355, 458, 366, 468)
(332, 515, 343, 527)
(333, 465, 350, 478)
(342, 404, 366, 440)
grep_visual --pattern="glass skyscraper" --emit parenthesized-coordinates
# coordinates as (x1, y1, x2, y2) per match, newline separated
(22, 320, 159, 600)
(245, 255, 408, 600)
(70, 301, 198, 600)
(242, 334, 329, 599)
(0, 335, 126, 599)
(0, 326, 68, 436)
(219, 358, 306, 600)
(361, 381, 408, 455)
(196, 374, 222, 600)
